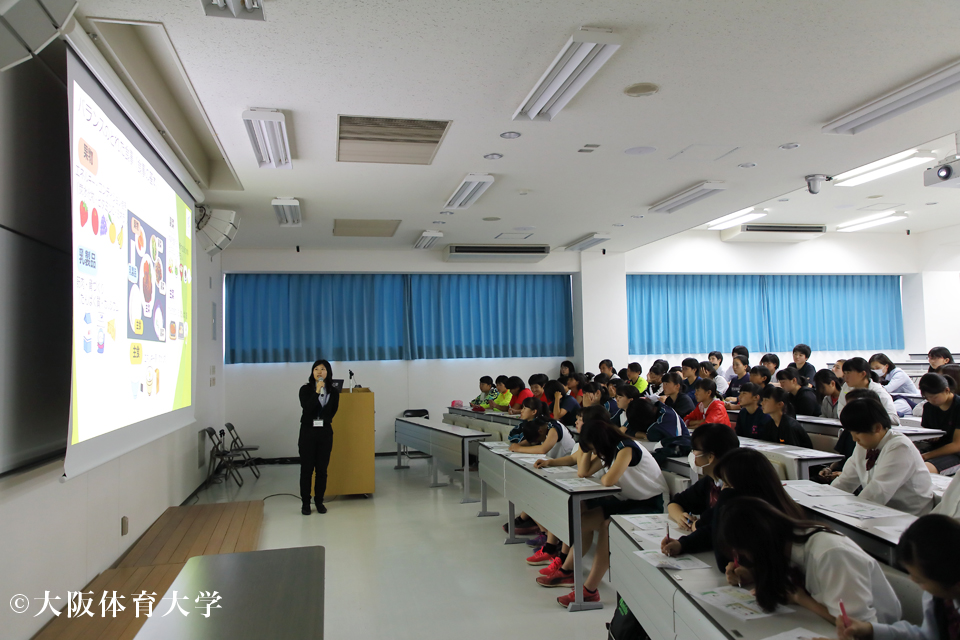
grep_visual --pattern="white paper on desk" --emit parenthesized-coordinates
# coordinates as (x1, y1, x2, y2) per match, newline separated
(486, 441, 509, 448)
(505, 454, 547, 463)
(540, 466, 575, 474)
(930, 474, 953, 490)
(759, 627, 822, 640)
(555, 477, 601, 489)
(787, 449, 835, 458)
(633, 549, 710, 570)
(787, 482, 849, 497)
(816, 501, 904, 520)
(622, 513, 671, 528)
(739, 441, 781, 451)
(630, 527, 687, 549)
(694, 586, 795, 621)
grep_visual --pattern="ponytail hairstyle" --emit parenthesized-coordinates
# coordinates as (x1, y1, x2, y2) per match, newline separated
(868, 353, 897, 377)
(940, 364, 960, 392)
(581, 381, 608, 406)
(693, 377, 721, 401)
(750, 365, 772, 386)
(521, 417, 552, 444)
(919, 372, 955, 397)
(842, 357, 878, 383)
(897, 515, 960, 588)
(813, 369, 841, 398)
(775, 367, 806, 388)
(761, 385, 793, 416)
(578, 419, 636, 467)
(713, 449, 805, 520)
(698, 361, 718, 380)
(520, 396, 549, 419)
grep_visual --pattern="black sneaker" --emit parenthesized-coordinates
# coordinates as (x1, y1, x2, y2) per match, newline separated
(502, 515, 532, 532)
(316, 502, 327, 514)
(301, 504, 311, 515)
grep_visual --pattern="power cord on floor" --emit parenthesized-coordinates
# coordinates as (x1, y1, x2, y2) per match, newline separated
(262, 493, 301, 500)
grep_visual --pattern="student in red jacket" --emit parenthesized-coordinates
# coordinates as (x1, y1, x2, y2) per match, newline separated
(685, 379, 731, 429)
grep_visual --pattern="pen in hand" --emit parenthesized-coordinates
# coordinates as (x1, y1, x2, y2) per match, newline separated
(839, 600, 851, 628)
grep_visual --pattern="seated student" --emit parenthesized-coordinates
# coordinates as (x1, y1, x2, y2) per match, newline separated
(833, 358, 847, 380)
(615, 384, 642, 434)
(490, 375, 512, 411)
(528, 373, 549, 403)
(659, 371, 696, 419)
(836, 515, 960, 640)
(932, 472, 960, 519)
(734, 382, 773, 438)
(685, 379, 731, 429)
(724, 345, 750, 382)
(507, 397, 551, 443)
(831, 396, 934, 515)
(626, 362, 648, 394)
(708, 350, 725, 380)
(469, 375, 499, 408)
(507, 376, 534, 414)
(918, 373, 960, 475)
(538, 420, 667, 607)
(717, 497, 901, 624)
(927, 346, 955, 373)
(580, 381, 607, 410)
(605, 379, 622, 419)
(645, 360, 669, 397)
(838, 357, 901, 424)
(787, 343, 816, 384)
(750, 365, 774, 394)
(598, 359, 615, 379)
(777, 368, 821, 416)
(680, 357, 701, 400)
(758, 387, 813, 448)
(819, 387, 875, 482)
(558, 374, 584, 405)
(760, 353, 781, 380)
(617, 367, 629, 379)
(560, 360, 576, 377)
(699, 361, 729, 395)
(723, 355, 751, 405)
(546, 379, 580, 427)
(663, 424, 740, 549)
(870, 353, 921, 417)
(630, 398, 691, 457)
(815, 369, 843, 419)
(664, 447, 806, 567)
(509, 415, 576, 458)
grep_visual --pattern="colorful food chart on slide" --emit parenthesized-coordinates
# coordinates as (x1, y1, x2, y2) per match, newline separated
(71, 81, 192, 444)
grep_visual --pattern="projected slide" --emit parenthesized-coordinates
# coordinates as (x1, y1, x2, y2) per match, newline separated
(70, 81, 192, 444)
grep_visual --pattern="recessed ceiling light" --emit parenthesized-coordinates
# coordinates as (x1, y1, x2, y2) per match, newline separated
(483, 217, 501, 221)
(612, 223, 624, 227)
(778, 198, 790, 202)
(439, 210, 454, 215)
(625, 146, 657, 155)
(518, 190, 530, 196)
(500, 131, 521, 139)
(867, 195, 884, 199)
(623, 82, 660, 97)
(927, 202, 938, 205)
(484, 153, 503, 160)
(432, 220, 447, 224)
(779, 143, 800, 150)
(631, 214, 645, 219)
(738, 162, 757, 169)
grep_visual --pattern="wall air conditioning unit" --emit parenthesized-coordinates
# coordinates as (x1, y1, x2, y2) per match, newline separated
(720, 223, 826, 244)
(443, 244, 550, 263)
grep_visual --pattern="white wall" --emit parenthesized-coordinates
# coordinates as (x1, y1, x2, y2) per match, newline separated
(224, 356, 562, 455)
(575, 251, 629, 373)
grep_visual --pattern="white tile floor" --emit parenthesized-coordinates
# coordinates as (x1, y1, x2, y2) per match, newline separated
(196, 456, 614, 639)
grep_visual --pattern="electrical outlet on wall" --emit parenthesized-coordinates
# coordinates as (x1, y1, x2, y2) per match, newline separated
(209, 377, 216, 387)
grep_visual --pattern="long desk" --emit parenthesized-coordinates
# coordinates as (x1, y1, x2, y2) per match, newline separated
(638, 440, 697, 481)
(134, 547, 325, 639)
(448, 405, 523, 426)
(739, 437, 842, 481)
(394, 417, 491, 504)
(477, 441, 620, 612)
(727, 410, 944, 443)
(783, 480, 916, 565)
(609, 516, 835, 640)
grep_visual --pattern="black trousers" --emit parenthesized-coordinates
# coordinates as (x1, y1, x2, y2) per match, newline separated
(299, 426, 333, 504)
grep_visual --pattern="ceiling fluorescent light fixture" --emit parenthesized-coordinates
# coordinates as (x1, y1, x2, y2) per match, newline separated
(565, 233, 611, 251)
(649, 181, 727, 214)
(707, 208, 767, 230)
(242, 108, 292, 169)
(513, 27, 622, 121)
(272, 198, 301, 227)
(837, 212, 908, 232)
(833, 150, 935, 187)
(414, 230, 443, 249)
(823, 59, 960, 135)
(445, 173, 494, 209)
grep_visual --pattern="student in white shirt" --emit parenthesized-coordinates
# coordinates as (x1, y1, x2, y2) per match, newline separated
(718, 497, 901, 624)
(508, 416, 575, 458)
(832, 396, 934, 515)
(838, 357, 901, 425)
(870, 353, 922, 417)
(932, 472, 960, 519)
(815, 369, 843, 419)
(700, 361, 729, 395)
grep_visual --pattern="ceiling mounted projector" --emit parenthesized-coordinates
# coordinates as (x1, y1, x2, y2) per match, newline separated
(195, 206, 239, 255)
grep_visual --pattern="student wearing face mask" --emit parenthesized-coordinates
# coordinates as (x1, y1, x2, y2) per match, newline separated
(838, 358, 900, 424)
(298, 359, 340, 515)
(869, 353, 921, 417)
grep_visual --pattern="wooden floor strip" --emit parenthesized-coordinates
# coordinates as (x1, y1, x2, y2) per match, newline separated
(236, 501, 264, 553)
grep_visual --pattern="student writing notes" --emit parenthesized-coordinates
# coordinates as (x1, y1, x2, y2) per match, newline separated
(918, 373, 960, 475)
(932, 472, 960, 519)
(717, 497, 901, 624)
(684, 379, 731, 429)
(837, 515, 960, 640)
(759, 387, 813, 448)
(832, 396, 934, 515)
(506, 376, 534, 415)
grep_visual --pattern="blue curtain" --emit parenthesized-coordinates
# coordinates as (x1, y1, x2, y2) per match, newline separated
(407, 274, 574, 359)
(627, 274, 903, 354)
(225, 273, 574, 364)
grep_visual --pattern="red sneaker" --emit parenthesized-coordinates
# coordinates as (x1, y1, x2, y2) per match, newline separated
(557, 587, 600, 607)
(526, 548, 556, 566)
(539, 556, 563, 575)
(536, 569, 575, 588)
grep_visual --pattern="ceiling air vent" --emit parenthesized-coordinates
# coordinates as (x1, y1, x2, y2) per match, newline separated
(443, 244, 550, 263)
(337, 115, 451, 165)
(721, 223, 826, 244)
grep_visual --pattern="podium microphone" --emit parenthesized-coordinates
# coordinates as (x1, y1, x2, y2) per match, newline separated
(349, 369, 361, 389)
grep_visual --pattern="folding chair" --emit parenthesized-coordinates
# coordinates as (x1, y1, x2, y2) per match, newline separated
(204, 427, 245, 487)
(224, 422, 261, 479)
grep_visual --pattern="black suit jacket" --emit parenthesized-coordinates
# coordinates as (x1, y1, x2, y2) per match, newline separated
(299, 382, 341, 430)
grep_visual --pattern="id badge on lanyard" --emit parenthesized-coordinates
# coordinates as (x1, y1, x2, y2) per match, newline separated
(313, 419, 324, 427)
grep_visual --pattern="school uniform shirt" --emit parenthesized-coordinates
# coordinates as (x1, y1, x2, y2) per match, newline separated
(645, 401, 691, 450)
(932, 472, 960, 519)
(645, 382, 663, 398)
(791, 387, 822, 417)
(612, 439, 668, 502)
(834, 428, 856, 460)
(669, 477, 723, 555)
(872, 592, 960, 640)
(882, 368, 922, 416)
(546, 422, 576, 459)
(492, 390, 512, 410)
(509, 388, 533, 408)
(471, 388, 499, 408)
(554, 394, 581, 427)
(633, 377, 649, 394)
(837, 381, 901, 425)
(789, 530, 901, 624)
(605, 397, 620, 417)
(682, 377, 701, 401)
(787, 361, 817, 383)
(684, 399, 731, 427)
(831, 429, 934, 515)
(821, 395, 840, 419)
(665, 393, 696, 419)
(759, 414, 813, 448)
(920, 393, 960, 454)
(735, 406, 773, 438)
(713, 376, 729, 395)
(724, 374, 750, 399)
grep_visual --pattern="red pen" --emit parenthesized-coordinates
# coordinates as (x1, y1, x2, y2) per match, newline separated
(665, 525, 671, 542)
(839, 600, 850, 627)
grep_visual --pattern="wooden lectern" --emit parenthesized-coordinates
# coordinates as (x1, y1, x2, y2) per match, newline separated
(312, 388, 375, 497)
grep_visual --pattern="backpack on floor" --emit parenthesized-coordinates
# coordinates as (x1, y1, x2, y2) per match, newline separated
(606, 592, 647, 640)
